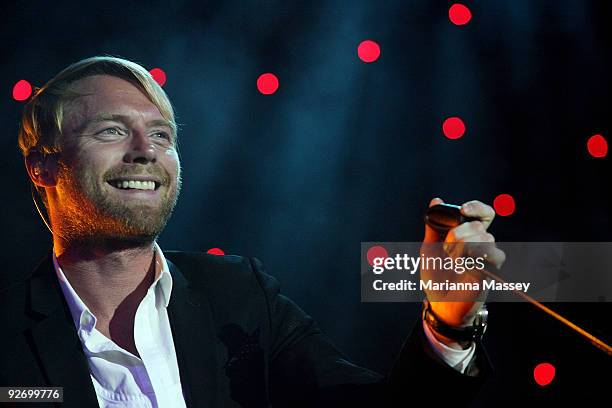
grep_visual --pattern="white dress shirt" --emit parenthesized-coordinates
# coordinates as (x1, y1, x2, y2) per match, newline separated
(54, 242, 186, 408)
(422, 320, 476, 374)
(54, 243, 474, 407)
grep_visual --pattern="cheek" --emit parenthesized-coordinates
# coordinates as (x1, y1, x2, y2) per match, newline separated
(71, 148, 118, 183)
(80, 156, 108, 179)
(164, 148, 178, 160)
(164, 148, 181, 176)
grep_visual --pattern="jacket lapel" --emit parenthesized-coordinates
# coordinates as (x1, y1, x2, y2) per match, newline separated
(25, 253, 222, 408)
(27, 252, 100, 408)
(166, 258, 222, 408)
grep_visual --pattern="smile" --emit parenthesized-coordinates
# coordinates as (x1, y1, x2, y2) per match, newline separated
(107, 179, 161, 191)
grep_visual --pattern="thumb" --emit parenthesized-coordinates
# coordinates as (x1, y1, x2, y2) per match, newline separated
(423, 197, 444, 243)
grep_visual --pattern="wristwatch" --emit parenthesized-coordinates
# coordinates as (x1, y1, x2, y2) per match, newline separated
(422, 299, 488, 342)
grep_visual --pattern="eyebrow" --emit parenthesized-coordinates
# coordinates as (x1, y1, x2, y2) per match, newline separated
(79, 113, 175, 134)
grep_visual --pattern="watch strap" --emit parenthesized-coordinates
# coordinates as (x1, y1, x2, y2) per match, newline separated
(422, 299, 488, 342)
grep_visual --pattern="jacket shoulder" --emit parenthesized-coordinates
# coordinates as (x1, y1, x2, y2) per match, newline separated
(163, 251, 276, 306)
(164, 250, 259, 285)
(0, 281, 33, 336)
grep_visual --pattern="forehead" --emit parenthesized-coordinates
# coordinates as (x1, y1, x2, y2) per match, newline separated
(63, 75, 164, 131)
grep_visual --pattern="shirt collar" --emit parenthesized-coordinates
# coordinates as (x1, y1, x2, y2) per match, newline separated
(53, 242, 173, 332)
(153, 241, 173, 308)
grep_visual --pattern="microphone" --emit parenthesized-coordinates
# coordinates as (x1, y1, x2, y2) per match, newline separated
(424, 203, 477, 232)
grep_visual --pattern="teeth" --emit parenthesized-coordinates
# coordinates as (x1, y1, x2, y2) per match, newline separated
(111, 180, 156, 190)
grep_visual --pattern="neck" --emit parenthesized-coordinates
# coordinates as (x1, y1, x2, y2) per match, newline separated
(53, 236, 159, 322)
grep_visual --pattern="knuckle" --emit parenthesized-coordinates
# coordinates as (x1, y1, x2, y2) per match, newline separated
(469, 221, 484, 231)
(492, 249, 506, 268)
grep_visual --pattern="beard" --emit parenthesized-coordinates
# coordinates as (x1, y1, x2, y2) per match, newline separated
(54, 159, 181, 249)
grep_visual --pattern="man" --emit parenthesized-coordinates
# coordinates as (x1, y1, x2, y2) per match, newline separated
(1, 57, 503, 407)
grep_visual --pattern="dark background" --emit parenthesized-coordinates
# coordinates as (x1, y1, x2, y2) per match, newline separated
(2, 0, 610, 405)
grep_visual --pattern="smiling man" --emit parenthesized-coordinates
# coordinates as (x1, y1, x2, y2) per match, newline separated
(1, 57, 501, 407)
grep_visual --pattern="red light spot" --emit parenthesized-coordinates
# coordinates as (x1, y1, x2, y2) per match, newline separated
(207, 248, 225, 256)
(587, 134, 608, 158)
(357, 40, 381, 63)
(449, 3, 472, 26)
(493, 194, 515, 217)
(533, 362, 556, 386)
(150, 68, 167, 86)
(12, 79, 32, 101)
(366, 246, 388, 266)
(257, 73, 279, 95)
(442, 117, 466, 139)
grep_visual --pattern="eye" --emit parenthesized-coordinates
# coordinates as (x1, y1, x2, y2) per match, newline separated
(97, 127, 124, 136)
(152, 131, 171, 141)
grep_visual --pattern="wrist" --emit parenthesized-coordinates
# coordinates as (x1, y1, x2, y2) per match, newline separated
(426, 322, 473, 350)
(422, 299, 488, 345)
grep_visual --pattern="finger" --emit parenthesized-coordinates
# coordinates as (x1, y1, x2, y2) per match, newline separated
(484, 246, 506, 270)
(456, 234, 506, 270)
(429, 197, 444, 208)
(461, 232, 495, 243)
(445, 220, 485, 242)
(467, 244, 506, 271)
(443, 229, 495, 264)
(461, 200, 496, 230)
(424, 197, 445, 243)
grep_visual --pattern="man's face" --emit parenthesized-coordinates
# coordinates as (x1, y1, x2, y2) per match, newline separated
(52, 75, 181, 246)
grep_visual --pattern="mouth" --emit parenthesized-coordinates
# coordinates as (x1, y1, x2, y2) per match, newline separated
(106, 178, 162, 192)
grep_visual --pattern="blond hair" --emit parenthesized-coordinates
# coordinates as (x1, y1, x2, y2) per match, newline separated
(18, 56, 177, 156)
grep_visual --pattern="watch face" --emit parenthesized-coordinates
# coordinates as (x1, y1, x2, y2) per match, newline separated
(477, 307, 489, 325)
(423, 300, 488, 342)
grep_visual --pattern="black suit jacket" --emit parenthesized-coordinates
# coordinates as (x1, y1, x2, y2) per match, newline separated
(0, 250, 492, 407)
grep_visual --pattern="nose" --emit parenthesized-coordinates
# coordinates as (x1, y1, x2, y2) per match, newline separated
(123, 130, 156, 164)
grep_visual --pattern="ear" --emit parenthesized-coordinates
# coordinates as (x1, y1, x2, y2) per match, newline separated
(25, 150, 59, 188)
